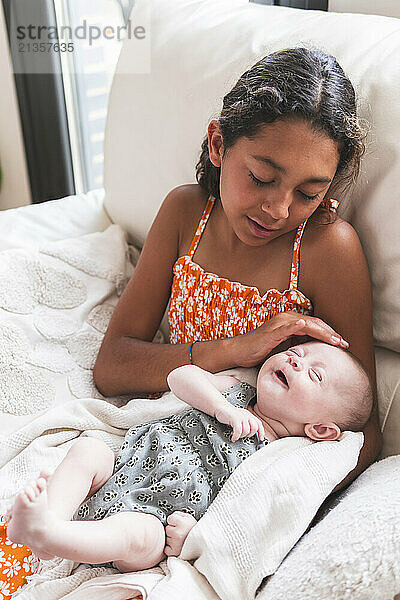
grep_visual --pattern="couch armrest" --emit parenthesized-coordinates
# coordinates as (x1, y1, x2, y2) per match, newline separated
(375, 346, 400, 458)
(0, 188, 111, 250)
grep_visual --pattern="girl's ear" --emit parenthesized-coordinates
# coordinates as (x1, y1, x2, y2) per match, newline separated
(207, 120, 224, 167)
(324, 176, 340, 199)
(304, 422, 342, 441)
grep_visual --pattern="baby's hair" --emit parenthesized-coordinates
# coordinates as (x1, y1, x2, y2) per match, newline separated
(335, 348, 374, 432)
(196, 46, 370, 216)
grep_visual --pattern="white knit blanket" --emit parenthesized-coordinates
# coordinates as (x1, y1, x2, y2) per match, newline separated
(2, 394, 363, 600)
(0, 225, 364, 599)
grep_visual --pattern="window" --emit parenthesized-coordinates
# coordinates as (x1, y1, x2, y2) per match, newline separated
(3, 0, 326, 202)
(54, 0, 133, 193)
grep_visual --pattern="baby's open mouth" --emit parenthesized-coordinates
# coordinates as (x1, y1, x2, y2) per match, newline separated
(274, 370, 289, 388)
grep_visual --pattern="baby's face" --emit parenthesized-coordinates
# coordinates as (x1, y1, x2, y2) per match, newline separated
(256, 341, 352, 435)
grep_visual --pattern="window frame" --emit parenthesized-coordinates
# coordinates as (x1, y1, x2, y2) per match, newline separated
(2, 0, 74, 204)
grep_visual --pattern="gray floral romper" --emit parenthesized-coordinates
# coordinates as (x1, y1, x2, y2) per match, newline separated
(75, 381, 268, 526)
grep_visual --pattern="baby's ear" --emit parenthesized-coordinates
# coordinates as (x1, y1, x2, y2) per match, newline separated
(304, 423, 341, 441)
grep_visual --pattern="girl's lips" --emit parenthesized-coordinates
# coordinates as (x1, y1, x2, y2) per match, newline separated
(247, 217, 277, 238)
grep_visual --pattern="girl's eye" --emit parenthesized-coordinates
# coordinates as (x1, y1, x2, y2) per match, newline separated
(249, 172, 272, 187)
(300, 191, 320, 202)
(249, 173, 320, 201)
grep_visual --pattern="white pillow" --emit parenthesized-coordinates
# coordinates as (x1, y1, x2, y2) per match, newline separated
(0, 189, 110, 251)
(0, 224, 163, 439)
(259, 455, 400, 600)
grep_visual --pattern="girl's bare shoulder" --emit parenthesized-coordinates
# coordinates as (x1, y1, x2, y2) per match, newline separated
(172, 184, 210, 254)
(301, 214, 370, 298)
(207, 373, 242, 392)
(172, 183, 209, 218)
(303, 215, 364, 261)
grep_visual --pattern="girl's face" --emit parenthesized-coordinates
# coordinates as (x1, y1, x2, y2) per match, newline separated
(208, 118, 340, 245)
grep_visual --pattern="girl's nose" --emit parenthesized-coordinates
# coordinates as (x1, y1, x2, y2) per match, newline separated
(261, 196, 291, 220)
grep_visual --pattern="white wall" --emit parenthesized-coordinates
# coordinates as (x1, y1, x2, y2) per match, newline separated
(0, 4, 31, 210)
(329, 0, 400, 18)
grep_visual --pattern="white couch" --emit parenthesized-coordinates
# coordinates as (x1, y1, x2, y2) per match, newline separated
(1, 0, 399, 597)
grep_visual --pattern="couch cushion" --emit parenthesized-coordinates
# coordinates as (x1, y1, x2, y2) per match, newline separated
(259, 455, 400, 600)
(376, 346, 400, 458)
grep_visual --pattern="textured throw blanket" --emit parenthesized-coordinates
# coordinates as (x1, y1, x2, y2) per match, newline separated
(3, 394, 362, 600)
(0, 225, 363, 599)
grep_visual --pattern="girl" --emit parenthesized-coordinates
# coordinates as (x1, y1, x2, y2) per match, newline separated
(93, 47, 381, 487)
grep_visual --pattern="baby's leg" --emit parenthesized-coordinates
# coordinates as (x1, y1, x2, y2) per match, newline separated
(46, 437, 115, 520)
(7, 437, 115, 559)
(8, 474, 165, 568)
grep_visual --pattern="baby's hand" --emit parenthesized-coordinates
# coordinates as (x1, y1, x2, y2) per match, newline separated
(164, 511, 197, 557)
(214, 405, 265, 442)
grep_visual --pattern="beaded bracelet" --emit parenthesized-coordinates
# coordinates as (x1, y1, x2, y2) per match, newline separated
(189, 340, 198, 365)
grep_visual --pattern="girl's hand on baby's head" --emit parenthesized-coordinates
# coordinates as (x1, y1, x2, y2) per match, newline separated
(215, 405, 265, 442)
(230, 311, 349, 369)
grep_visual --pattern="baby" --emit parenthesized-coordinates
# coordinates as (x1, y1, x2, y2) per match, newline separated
(6, 341, 372, 571)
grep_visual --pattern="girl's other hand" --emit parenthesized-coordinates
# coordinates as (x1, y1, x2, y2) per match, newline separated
(214, 405, 265, 442)
(230, 311, 349, 368)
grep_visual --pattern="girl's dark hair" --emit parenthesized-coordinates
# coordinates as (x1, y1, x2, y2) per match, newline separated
(195, 47, 369, 221)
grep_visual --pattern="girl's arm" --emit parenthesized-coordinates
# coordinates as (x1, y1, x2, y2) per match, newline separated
(93, 186, 238, 397)
(304, 217, 382, 490)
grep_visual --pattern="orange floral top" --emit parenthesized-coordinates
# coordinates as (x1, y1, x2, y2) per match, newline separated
(168, 194, 338, 344)
(0, 516, 39, 596)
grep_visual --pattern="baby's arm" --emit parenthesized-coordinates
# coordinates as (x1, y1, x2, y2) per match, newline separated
(167, 364, 239, 409)
(167, 365, 264, 441)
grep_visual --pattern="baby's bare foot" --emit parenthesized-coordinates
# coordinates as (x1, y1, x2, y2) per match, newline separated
(7, 472, 55, 560)
(5, 470, 51, 525)
(4, 506, 13, 523)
